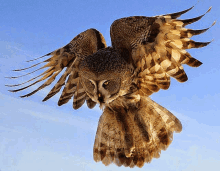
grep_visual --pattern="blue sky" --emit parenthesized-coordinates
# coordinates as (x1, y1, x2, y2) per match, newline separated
(0, 0, 220, 170)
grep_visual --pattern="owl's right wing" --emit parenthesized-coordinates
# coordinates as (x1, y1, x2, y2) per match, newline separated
(7, 29, 107, 109)
(110, 6, 215, 96)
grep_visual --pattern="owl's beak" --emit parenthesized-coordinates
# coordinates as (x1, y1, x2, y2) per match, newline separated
(98, 93, 104, 103)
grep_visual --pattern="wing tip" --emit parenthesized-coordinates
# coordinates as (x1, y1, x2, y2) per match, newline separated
(58, 101, 63, 106)
(162, 5, 194, 19)
(207, 6, 212, 13)
(26, 52, 52, 62)
(179, 6, 213, 27)
(212, 20, 216, 27)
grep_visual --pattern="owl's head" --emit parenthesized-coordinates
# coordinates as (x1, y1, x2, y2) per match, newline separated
(78, 47, 133, 107)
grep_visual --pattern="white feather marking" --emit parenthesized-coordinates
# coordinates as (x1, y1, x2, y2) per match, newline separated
(172, 21, 183, 27)
(171, 49, 181, 62)
(143, 81, 156, 85)
(164, 17, 171, 23)
(182, 38, 190, 42)
(154, 72, 165, 79)
(138, 69, 150, 77)
(161, 59, 171, 69)
(151, 64, 160, 73)
(144, 75, 154, 81)
(170, 30, 180, 35)
(179, 65, 184, 70)
(179, 49, 187, 54)
(170, 40, 183, 49)
(187, 32, 193, 38)
(167, 67, 179, 75)
(181, 58, 190, 64)
(163, 15, 171, 19)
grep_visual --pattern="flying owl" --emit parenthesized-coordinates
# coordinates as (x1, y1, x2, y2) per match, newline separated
(7, 6, 214, 168)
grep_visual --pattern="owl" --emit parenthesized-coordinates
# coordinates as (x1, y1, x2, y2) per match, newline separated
(7, 6, 214, 168)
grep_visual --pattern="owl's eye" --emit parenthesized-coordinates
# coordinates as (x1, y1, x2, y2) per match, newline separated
(101, 79, 120, 95)
(103, 81, 109, 89)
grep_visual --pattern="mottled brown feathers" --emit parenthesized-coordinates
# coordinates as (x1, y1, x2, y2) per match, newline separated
(93, 96, 182, 168)
(8, 28, 106, 108)
(7, 6, 214, 168)
(110, 6, 213, 97)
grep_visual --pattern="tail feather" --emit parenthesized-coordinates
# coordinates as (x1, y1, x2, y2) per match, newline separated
(93, 96, 181, 168)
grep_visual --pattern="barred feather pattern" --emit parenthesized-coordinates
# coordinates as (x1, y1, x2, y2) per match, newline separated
(93, 95, 182, 168)
(110, 6, 214, 96)
(7, 28, 106, 109)
(136, 7, 214, 95)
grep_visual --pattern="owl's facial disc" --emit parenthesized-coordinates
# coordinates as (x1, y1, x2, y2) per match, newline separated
(80, 69, 126, 108)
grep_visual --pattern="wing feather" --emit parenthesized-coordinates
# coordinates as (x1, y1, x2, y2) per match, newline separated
(110, 7, 214, 96)
(8, 28, 106, 109)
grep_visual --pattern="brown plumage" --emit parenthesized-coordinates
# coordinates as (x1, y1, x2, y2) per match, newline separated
(6, 6, 214, 168)
(93, 94, 182, 167)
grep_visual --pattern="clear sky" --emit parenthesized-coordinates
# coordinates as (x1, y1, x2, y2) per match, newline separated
(0, 0, 220, 170)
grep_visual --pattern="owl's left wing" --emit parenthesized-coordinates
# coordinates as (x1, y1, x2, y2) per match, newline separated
(110, 6, 214, 96)
(7, 29, 107, 109)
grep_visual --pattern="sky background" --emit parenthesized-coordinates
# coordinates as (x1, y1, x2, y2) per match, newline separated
(0, 0, 220, 170)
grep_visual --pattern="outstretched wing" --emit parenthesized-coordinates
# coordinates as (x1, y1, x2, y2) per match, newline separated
(110, 6, 215, 96)
(7, 28, 107, 109)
